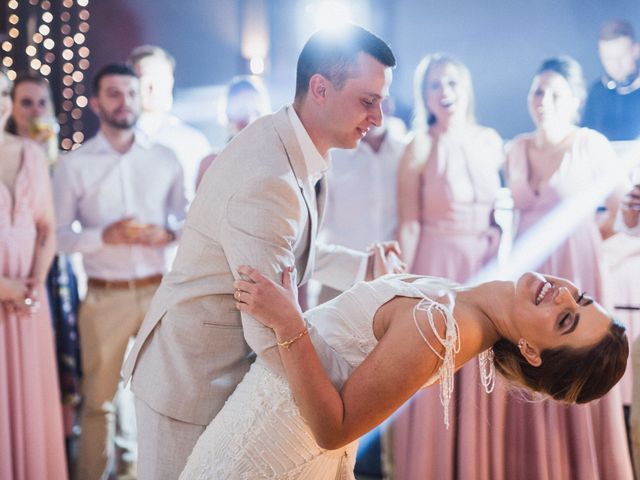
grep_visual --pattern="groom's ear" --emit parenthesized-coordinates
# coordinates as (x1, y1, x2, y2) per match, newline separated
(308, 74, 329, 104)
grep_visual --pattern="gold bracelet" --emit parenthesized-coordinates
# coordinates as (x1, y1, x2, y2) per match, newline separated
(277, 328, 309, 351)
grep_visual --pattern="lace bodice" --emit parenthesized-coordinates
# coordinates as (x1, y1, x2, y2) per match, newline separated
(307, 274, 460, 368)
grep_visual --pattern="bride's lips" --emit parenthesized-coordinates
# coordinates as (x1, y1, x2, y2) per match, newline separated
(534, 279, 555, 305)
(534, 279, 553, 305)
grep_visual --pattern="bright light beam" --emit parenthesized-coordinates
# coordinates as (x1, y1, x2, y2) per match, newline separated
(469, 144, 639, 285)
(310, 1, 353, 31)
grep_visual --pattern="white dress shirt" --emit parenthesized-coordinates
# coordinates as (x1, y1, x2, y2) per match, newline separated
(53, 132, 188, 280)
(137, 111, 211, 203)
(320, 127, 407, 250)
(287, 106, 330, 184)
(287, 106, 369, 282)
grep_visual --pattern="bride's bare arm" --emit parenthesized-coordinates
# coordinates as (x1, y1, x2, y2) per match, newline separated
(235, 266, 440, 450)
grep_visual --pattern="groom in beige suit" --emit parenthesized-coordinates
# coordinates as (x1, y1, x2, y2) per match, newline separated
(123, 25, 397, 479)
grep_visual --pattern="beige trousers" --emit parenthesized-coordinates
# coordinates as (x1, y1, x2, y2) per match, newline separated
(75, 283, 157, 480)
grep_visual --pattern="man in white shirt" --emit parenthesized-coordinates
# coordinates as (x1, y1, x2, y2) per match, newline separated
(128, 45, 211, 203)
(53, 64, 187, 480)
(318, 118, 407, 302)
(122, 25, 401, 480)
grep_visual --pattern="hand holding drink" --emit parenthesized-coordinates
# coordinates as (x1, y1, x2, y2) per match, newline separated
(29, 117, 58, 143)
(124, 220, 151, 240)
(103, 217, 147, 245)
(102, 217, 173, 246)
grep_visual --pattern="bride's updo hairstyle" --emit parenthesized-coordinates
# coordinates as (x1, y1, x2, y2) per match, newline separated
(492, 321, 628, 403)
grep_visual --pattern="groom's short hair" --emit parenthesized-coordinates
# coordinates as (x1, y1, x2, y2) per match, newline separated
(294, 24, 396, 101)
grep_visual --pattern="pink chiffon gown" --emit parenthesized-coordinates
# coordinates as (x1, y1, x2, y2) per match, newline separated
(602, 233, 640, 406)
(498, 128, 632, 480)
(392, 125, 509, 480)
(0, 140, 67, 480)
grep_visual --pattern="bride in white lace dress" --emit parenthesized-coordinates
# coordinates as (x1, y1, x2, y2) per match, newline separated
(180, 267, 627, 479)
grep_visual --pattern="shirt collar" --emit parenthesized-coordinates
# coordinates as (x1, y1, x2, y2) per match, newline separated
(93, 129, 152, 155)
(287, 105, 330, 180)
(137, 111, 178, 136)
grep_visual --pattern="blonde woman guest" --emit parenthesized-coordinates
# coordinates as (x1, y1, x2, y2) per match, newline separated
(392, 53, 505, 480)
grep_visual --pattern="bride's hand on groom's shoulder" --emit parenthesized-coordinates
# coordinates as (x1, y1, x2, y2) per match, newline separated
(234, 265, 304, 333)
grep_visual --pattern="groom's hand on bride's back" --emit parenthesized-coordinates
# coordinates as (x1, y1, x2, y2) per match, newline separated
(234, 265, 304, 331)
(365, 241, 407, 280)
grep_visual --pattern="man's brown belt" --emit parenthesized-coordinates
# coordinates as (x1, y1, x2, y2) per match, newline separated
(87, 274, 163, 290)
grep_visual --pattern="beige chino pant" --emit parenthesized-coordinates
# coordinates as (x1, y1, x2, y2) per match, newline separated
(75, 282, 157, 480)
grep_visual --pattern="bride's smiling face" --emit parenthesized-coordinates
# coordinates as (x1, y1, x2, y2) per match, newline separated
(510, 272, 611, 352)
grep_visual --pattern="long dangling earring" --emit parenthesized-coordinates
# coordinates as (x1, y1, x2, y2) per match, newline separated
(478, 348, 495, 394)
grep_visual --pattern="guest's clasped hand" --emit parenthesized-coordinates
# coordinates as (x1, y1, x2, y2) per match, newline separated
(0, 276, 39, 315)
(102, 217, 175, 247)
(621, 185, 640, 229)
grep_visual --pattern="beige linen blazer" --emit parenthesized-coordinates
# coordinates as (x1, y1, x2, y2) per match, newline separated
(122, 107, 366, 426)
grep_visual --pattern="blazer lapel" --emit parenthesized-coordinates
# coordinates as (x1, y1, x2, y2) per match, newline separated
(271, 107, 318, 285)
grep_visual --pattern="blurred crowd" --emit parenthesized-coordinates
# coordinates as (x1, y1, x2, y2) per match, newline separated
(1, 17, 640, 480)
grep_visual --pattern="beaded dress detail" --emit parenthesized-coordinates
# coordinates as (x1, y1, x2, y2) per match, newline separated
(410, 289, 459, 429)
(179, 275, 460, 479)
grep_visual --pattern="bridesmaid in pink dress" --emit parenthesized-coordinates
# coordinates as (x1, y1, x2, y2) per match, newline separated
(0, 71, 67, 479)
(393, 53, 506, 480)
(504, 56, 631, 479)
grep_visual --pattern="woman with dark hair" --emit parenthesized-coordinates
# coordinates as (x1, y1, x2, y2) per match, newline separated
(179, 266, 628, 479)
(501, 55, 631, 479)
(8, 72, 82, 460)
(0, 69, 67, 479)
(8, 72, 60, 163)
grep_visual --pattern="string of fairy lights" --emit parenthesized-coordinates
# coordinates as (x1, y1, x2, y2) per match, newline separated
(2, 0, 90, 150)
